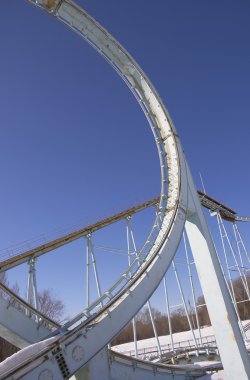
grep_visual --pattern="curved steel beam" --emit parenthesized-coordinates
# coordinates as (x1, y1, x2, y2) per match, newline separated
(1, 1, 250, 379)
(0, 0, 189, 378)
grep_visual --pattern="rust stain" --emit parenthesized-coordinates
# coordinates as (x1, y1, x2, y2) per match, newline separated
(227, 313, 236, 342)
(44, 0, 58, 9)
(0, 197, 160, 271)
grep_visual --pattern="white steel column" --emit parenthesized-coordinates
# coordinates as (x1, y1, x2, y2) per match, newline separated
(163, 276, 174, 353)
(86, 234, 103, 307)
(86, 234, 91, 308)
(216, 214, 246, 338)
(26, 257, 38, 317)
(125, 216, 138, 358)
(126, 216, 162, 358)
(185, 165, 250, 380)
(183, 231, 202, 343)
(217, 214, 250, 300)
(89, 235, 102, 300)
(147, 300, 162, 358)
(172, 260, 198, 352)
(233, 223, 250, 265)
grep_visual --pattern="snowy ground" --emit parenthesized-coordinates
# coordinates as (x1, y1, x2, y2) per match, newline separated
(112, 321, 250, 379)
(112, 325, 216, 356)
(199, 371, 225, 380)
(0, 322, 249, 379)
(112, 321, 250, 356)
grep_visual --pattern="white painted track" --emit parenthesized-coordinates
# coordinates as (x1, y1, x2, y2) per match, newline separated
(2, 1, 247, 379)
(0, 0, 190, 378)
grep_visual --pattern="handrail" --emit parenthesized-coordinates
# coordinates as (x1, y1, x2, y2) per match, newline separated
(1, 190, 249, 274)
(0, 197, 160, 272)
(0, 282, 60, 329)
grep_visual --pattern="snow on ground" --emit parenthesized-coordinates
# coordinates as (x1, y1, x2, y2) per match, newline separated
(198, 371, 225, 380)
(0, 321, 248, 379)
(112, 321, 250, 356)
(112, 321, 250, 379)
(112, 325, 215, 355)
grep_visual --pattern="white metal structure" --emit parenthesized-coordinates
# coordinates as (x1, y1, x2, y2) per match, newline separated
(0, 0, 249, 379)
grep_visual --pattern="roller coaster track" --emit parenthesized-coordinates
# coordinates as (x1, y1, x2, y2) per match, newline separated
(0, 191, 247, 274)
(0, 190, 246, 275)
(0, 197, 160, 273)
(0, 190, 247, 335)
(0, 1, 250, 379)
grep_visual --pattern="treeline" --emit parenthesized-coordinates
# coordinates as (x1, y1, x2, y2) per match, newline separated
(1, 272, 250, 358)
(112, 274, 250, 346)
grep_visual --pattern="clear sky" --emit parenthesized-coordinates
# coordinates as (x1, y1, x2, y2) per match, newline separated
(0, 1, 250, 318)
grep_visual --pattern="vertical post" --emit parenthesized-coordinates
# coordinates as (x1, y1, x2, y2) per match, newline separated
(163, 276, 174, 352)
(233, 223, 247, 269)
(125, 216, 138, 358)
(218, 214, 250, 300)
(183, 231, 202, 344)
(234, 223, 250, 264)
(86, 234, 91, 308)
(217, 214, 246, 338)
(132, 318, 138, 359)
(89, 235, 102, 301)
(147, 300, 162, 358)
(26, 257, 39, 319)
(172, 260, 198, 353)
(233, 223, 250, 297)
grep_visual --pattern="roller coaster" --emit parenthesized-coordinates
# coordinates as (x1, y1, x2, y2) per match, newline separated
(0, 1, 249, 379)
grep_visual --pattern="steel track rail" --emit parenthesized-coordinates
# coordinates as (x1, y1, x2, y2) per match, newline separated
(198, 191, 250, 222)
(0, 1, 248, 379)
(0, 0, 188, 377)
(0, 191, 248, 274)
(109, 350, 210, 377)
(0, 190, 247, 344)
(7, 0, 242, 377)
(0, 197, 160, 272)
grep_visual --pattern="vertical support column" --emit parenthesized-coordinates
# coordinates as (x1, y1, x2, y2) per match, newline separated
(89, 235, 102, 301)
(125, 216, 138, 358)
(172, 260, 198, 353)
(126, 216, 162, 359)
(233, 223, 250, 296)
(26, 257, 39, 318)
(185, 165, 250, 380)
(147, 300, 162, 358)
(217, 214, 250, 300)
(163, 276, 174, 353)
(86, 234, 91, 308)
(233, 223, 250, 265)
(216, 214, 246, 338)
(183, 231, 202, 343)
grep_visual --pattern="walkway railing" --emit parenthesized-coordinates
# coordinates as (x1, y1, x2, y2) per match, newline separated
(119, 334, 217, 359)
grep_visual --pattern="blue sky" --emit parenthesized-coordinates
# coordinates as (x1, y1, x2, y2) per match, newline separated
(0, 1, 250, 318)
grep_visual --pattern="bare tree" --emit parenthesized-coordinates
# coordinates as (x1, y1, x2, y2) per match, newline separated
(38, 288, 65, 322)
(0, 273, 65, 362)
(196, 295, 211, 327)
(0, 272, 9, 298)
(232, 274, 250, 320)
(0, 272, 8, 285)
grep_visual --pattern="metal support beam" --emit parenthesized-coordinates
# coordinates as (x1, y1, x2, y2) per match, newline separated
(163, 276, 174, 353)
(183, 231, 202, 343)
(185, 165, 250, 380)
(172, 260, 198, 353)
(26, 258, 38, 318)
